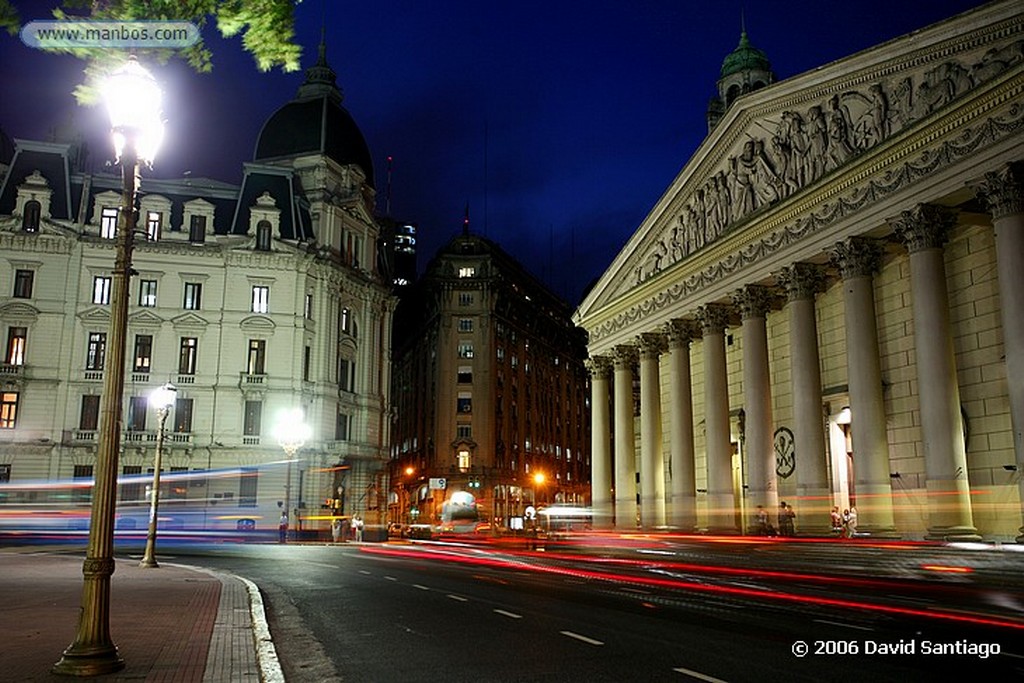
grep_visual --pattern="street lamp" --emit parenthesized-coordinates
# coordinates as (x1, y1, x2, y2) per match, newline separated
(54, 56, 163, 677)
(139, 383, 177, 568)
(274, 407, 311, 538)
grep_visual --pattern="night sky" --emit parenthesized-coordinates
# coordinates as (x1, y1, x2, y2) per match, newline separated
(0, 1, 988, 304)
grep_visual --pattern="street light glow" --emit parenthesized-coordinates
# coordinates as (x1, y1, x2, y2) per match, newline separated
(101, 57, 163, 163)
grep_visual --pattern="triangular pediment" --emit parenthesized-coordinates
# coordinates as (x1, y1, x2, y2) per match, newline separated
(577, 3, 1024, 324)
(78, 306, 110, 325)
(128, 310, 164, 327)
(170, 312, 209, 329)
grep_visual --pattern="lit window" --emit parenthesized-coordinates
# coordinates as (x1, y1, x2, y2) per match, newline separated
(174, 398, 194, 433)
(92, 276, 111, 305)
(22, 200, 41, 232)
(458, 266, 475, 278)
(304, 293, 313, 320)
(256, 220, 272, 251)
(251, 286, 269, 313)
(100, 207, 118, 239)
(458, 343, 474, 359)
(178, 337, 197, 375)
(139, 280, 157, 307)
(457, 396, 472, 413)
(183, 283, 202, 310)
(133, 334, 152, 373)
(247, 339, 266, 375)
(6, 327, 27, 366)
(457, 449, 471, 471)
(0, 392, 19, 429)
(86, 332, 106, 370)
(146, 211, 162, 241)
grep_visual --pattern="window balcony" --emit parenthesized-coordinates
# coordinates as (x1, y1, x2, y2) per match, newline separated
(240, 373, 266, 386)
(176, 374, 196, 385)
(84, 370, 104, 381)
(0, 363, 24, 377)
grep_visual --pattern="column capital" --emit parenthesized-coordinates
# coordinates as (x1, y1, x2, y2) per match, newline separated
(973, 161, 1024, 220)
(732, 284, 776, 320)
(776, 262, 827, 302)
(664, 318, 701, 347)
(611, 344, 638, 368)
(828, 236, 884, 279)
(890, 204, 957, 254)
(637, 332, 667, 358)
(585, 355, 613, 379)
(698, 303, 732, 335)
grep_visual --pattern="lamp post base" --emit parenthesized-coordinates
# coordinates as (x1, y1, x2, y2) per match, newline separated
(53, 646, 125, 677)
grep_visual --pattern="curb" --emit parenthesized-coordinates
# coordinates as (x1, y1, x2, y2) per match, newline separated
(239, 575, 285, 683)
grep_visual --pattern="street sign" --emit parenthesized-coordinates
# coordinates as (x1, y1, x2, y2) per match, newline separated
(524, 505, 536, 520)
(429, 477, 447, 490)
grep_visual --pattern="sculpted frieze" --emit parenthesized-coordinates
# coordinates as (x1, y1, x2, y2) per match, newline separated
(632, 34, 1024, 287)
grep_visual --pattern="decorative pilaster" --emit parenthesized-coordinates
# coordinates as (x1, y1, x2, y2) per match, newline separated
(733, 286, 778, 531)
(891, 205, 979, 540)
(586, 355, 614, 528)
(776, 263, 832, 533)
(637, 333, 667, 529)
(698, 303, 737, 533)
(664, 319, 700, 531)
(612, 344, 638, 530)
(973, 161, 1024, 542)
(827, 237, 897, 536)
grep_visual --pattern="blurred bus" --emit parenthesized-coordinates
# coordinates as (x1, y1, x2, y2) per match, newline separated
(0, 465, 286, 544)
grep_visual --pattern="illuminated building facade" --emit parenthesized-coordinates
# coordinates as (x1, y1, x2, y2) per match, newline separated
(389, 228, 591, 527)
(576, 1, 1024, 540)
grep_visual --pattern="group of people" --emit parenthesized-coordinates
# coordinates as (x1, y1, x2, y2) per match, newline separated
(279, 511, 365, 543)
(754, 501, 797, 537)
(830, 506, 859, 538)
(753, 502, 859, 538)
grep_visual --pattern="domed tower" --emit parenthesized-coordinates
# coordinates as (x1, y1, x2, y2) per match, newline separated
(247, 38, 378, 258)
(706, 27, 776, 133)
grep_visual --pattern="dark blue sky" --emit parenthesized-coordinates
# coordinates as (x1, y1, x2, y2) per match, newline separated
(0, 1, 987, 304)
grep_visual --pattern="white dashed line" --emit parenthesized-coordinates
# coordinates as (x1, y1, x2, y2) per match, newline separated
(413, 584, 430, 591)
(384, 576, 398, 581)
(358, 570, 371, 575)
(813, 618, 873, 631)
(672, 666, 728, 682)
(493, 609, 522, 619)
(560, 631, 603, 646)
(447, 594, 468, 602)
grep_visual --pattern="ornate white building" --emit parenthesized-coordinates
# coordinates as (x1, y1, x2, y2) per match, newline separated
(575, 1, 1024, 540)
(0, 45, 395, 534)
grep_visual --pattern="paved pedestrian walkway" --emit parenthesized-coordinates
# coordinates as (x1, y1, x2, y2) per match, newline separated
(0, 549, 280, 682)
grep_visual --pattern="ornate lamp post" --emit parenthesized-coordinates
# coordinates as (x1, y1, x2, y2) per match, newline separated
(139, 383, 177, 568)
(274, 407, 311, 539)
(54, 57, 163, 676)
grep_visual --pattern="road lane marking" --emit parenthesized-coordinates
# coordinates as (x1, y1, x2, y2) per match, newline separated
(813, 618, 873, 631)
(493, 609, 522, 619)
(560, 631, 603, 646)
(385, 576, 398, 581)
(358, 570, 371, 575)
(304, 562, 340, 569)
(447, 594, 468, 602)
(672, 666, 728, 682)
(413, 584, 430, 590)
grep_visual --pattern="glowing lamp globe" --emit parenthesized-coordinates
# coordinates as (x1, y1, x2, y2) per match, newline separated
(101, 57, 164, 163)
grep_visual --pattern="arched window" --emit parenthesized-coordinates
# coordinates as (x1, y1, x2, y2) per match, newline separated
(255, 220, 272, 251)
(22, 200, 41, 232)
(726, 84, 741, 107)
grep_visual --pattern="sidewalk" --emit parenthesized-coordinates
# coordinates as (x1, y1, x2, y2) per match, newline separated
(0, 550, 279, 682)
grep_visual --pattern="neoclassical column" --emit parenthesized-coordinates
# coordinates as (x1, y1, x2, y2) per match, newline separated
(974, 162, 1024, 542)
(587, 355, 614, 529)
(664, 319, 700, 531)
(638, 332, 667, 529)
(829, 237, 897, 536)
(612, 344, 638, 529)
(699, 303, 738, 533)
(777, 263, 832, 533)
(891, 205, 979, 540)
(733, 285, 779, 531)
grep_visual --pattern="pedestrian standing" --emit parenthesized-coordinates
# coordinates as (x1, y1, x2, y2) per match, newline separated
(778, 502, 796, 537)
(353, 515, 364, 542)
(830, 506, 843, 536)
(846, 507, 858, 538)
(278, 511, 288, 544)
(754, 505, 774, 536)
(331, 517, 342, 543)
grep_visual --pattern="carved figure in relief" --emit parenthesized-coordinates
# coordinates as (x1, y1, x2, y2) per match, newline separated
(693, 187, 706, 239)
(731, 142, 758, 219)
(752, 139, 781, 206)
(704, 177, 722, 238)
(668, 225, 685, 262)
(848, 83, 890, 149)
(806, 106, 828, 182)
(971, 40, 1024, 83)
(715, 170, 731, 230)
(641, 239, 667, 281)
(826, 94, 855, 170)
(888, 76, 915, 132)
(916, 61, 971, 117)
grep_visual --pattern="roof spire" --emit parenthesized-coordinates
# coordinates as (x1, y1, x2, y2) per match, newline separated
(296, 21, 342, 102)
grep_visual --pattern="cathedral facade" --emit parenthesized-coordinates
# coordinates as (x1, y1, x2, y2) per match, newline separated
(575, 1, 1024, 540)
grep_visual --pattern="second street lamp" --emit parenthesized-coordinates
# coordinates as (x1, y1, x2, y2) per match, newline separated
(274, 407, 311, 541)
(139, 383, 177, 568)
(54, 56, 164, 677)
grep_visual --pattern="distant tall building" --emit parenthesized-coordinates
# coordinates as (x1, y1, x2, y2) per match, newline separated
(0, 43, 395, 532)
(389, 228, 591, 527)
(377, 216, 418, 288)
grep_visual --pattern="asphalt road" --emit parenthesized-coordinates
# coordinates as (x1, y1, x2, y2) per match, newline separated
(165, 538, 1024, 683)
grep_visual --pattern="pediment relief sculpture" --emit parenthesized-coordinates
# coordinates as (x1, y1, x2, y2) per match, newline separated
(630, 36, 1024, 288)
